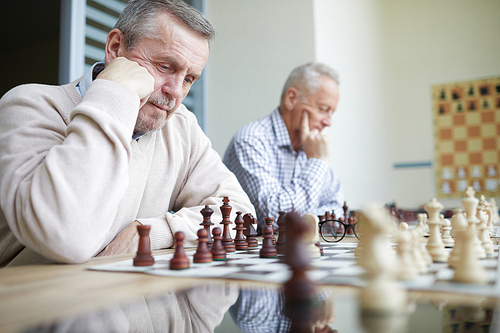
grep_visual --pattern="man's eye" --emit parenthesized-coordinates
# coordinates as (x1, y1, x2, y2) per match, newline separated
(184, 77, 193, 84)
(160, 65, 170, 70)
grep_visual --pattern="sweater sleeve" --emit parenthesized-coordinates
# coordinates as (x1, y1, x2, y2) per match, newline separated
(0, 80, 140, 263)
(138, 112, 256, 249)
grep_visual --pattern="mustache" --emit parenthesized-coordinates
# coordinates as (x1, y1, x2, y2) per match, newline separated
(148, 96, 176, 112)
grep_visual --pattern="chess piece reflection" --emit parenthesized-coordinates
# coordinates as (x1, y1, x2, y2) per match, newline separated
(283, 212, 320, 332)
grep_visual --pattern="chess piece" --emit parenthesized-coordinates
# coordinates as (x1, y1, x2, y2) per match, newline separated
(441, 217, 454, 248)
(410, 226, 428, 274)
(451, 209, 467, 237)
(211, 227, 226, 261)
(424, 199, 449, 263)
(275, 211, 287, 255)
(199, 205, 214, 248)
(233, 211, 248, 250)
(170, 231, 190, 270)
(193, 228, 213, 263)
(395, 222, 419, 280)
(283, 212, 318, 331)
(477, 208, 494, 256)
(490, 198, 499, 226)
(220, 196, 236, 252)
(133, 225, 155, 266)
(354, 222, 363, 257)
(243, 213, 258, 248)
(265, 217, 277, 245)
(303, 213, 321, 259)
(357, 204, 407, 313)
(452, 228, 487, 284)
(260, 218, 278, 258)
(462, 187, 486, 259)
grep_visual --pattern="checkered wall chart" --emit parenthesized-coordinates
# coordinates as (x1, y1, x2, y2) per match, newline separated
(432, 76, 500, 199)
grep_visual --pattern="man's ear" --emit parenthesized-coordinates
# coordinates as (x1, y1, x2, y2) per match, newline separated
(283, 87, 300, 110)
(105, 29, 125, 65)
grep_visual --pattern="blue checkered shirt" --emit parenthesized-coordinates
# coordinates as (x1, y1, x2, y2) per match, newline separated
(223, 109, 344, 230)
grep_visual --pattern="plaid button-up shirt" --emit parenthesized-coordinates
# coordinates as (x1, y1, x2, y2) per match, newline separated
(223, 109, 344, 231)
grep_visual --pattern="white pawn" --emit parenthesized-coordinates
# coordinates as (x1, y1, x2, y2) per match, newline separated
(303, 213, 322, 259)
(490, 198, 499, 225)
(477, 208, 494, 256)
(441, 217, 454, 248)
(449, 210, 467, 268)
(453, 229, 487, 284)
(424, 199, 449, 263)
(396, 222, 419, 280)
(411, 227, 429, 274)
(451, 209, 467, 237)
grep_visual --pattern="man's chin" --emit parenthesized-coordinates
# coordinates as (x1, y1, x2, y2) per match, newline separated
(134, 115, 168, 134)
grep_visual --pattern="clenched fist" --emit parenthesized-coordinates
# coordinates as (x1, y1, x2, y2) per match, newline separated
(97, 57, 154, 102)
(300, 112, 330, 163)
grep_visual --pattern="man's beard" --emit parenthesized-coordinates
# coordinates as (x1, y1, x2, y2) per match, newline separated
(134, 95, 176, 134)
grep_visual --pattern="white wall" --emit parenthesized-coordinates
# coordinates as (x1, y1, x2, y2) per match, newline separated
(381, 0, 500, 208)
(313, 0, 395, 209)
(205, 0, 500, 210)
(205, 0, 316, 155)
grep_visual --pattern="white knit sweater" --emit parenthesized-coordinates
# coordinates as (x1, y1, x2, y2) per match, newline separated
(0, 79, 255, 267)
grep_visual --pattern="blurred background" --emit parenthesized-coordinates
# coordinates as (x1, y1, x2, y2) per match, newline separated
(1, 0, 499, 211)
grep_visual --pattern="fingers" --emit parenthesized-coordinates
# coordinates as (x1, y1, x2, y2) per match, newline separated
(300, 111, 310, 141)
(97, 57, 155, 100)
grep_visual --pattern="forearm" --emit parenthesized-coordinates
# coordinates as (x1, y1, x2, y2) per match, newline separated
(0, 81, 139, 263)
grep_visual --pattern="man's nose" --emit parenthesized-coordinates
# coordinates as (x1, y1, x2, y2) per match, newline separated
(322, 115, 332, 127)
(161, 75, 184, 100)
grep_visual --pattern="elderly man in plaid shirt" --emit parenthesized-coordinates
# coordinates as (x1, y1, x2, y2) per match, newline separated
(223, 63, 344, 233)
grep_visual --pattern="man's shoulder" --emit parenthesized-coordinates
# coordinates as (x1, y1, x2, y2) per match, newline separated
(0, 83, 78, 123)
(234, 113, 274, 142)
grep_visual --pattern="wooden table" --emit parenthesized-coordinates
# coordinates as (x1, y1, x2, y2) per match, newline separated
(2, 241, 500, 333)
(0, 249, 215, 333)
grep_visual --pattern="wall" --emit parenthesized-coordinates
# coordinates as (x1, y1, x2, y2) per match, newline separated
(382, 0, 500, 208)
(313, 0, 395, 209)
(205, 0, 316, 155)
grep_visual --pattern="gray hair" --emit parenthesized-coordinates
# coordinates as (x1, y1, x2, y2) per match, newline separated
(280, 63, 340, 104)
(115, 0, 215, 51)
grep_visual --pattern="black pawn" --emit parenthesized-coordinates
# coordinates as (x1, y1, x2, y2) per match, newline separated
(276, 211, 287, 255)
(193, 228, 212, 263)
(133, 225, 155, 266)
(265, 217, 276, 245)
(233, 211, 248, 250)
(170, 231, 190, 270)
(211, 227, 227, 261)
(200, 205, 214, 248)
(260, 220, 278, 258)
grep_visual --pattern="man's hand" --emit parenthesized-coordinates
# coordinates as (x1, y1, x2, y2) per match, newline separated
(300, 112, 330, 163)
(96, 221, 142, 257)
(97, 57, 154, 107)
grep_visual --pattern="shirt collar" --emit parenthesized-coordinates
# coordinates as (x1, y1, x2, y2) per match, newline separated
(75, 62, 105, 98)
(271, 108, 293, 148)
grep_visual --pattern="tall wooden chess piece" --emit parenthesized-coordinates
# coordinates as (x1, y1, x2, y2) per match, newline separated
(220, 196, 236, 252)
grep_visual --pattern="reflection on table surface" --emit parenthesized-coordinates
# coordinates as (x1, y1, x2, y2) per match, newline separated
(21, 282, 500, 333)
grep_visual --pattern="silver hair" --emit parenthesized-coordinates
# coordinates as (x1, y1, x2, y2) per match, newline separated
(280, 63, 340, 104)
(115, 0, 215, 51)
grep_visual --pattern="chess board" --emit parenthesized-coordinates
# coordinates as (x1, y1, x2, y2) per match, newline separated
(431, 76, 500, 199)
(90, 241, 500, 298)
